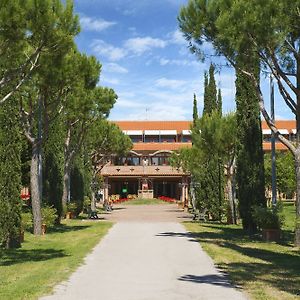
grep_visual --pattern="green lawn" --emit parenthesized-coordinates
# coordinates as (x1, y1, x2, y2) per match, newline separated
(0, 220, 113, 300)
(122, 198, 174, 205)
(184, 203, 300, 300)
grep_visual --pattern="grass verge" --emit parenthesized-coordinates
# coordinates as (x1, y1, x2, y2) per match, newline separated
(184, 203, 300, 300)
(0, 220, 112, 300)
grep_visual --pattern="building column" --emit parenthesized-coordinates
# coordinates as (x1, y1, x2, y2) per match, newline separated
(104, 177, 109, 203)
(181, 179, 185, 203)
(184, 184, 188, 207)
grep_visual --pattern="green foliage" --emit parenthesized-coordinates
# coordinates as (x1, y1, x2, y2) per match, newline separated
(41, 206, 57, 228)
(0, 100, 22, 249)
(70, 164, 84, 214)
(66, 202, 78, 214)
(264, 151, 296, 199)
(172, 111, 237, 221)
(21, 212, 33, 232)
(179, 0, 285, 233)
(193, 93, 198, 125)
(252, 204, 284, 230)
(235, 62, 266, 232)
(217, 88, 222, 115)
(203, 64, 217, 116)
(43, 115, 64, 218)
(83, 196, 91, 213)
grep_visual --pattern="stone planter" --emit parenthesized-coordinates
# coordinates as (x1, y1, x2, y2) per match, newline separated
(262, 228, 281, 242)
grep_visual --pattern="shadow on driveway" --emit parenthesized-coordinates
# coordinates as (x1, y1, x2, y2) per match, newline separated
(178, 274, 234, 288)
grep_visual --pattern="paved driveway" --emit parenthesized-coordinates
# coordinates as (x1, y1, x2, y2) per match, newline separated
(40, 204, 247, 300)
(99, 203, 193, 222)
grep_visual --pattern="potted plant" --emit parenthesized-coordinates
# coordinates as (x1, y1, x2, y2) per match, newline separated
(66, 202, 77, 219)
(252, 204, 284, 242)
(41, 206, 57, 234)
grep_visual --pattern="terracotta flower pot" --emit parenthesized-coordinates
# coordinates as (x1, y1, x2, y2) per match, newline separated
(65, 211, 73, 219)
(262, 228, 281, 242)
(41, 224, 47, 235)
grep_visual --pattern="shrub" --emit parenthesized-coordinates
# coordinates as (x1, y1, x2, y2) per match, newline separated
(21, 212, 33, 232)
(83, 196, 91, 213)
(41, 206, 57, 228)
(252, 203, 284, 230)
(67, 202, 77, 214)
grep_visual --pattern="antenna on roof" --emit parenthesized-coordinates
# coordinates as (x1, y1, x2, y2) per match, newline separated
(145, 107, 149, 120)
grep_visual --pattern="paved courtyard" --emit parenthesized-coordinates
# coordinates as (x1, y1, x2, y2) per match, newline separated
(40, 204, 247, 300)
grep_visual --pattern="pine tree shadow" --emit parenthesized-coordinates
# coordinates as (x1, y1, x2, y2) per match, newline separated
(186, 224, 300, 297)
(48, 224, 91, 234)
(178, 274, 235, 288)
(0, 248, 67, 266)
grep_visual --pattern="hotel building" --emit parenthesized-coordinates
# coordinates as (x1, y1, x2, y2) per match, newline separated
(100, 120, 296, 204)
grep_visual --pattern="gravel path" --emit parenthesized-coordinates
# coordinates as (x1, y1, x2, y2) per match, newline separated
(40, 204, 247, 300)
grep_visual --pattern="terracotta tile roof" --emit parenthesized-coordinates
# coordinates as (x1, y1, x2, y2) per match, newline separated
(114, 120, 296, 132)
(132, 142, 191, 151)
(263, 142, 288, 151)
(261, 120, 295, 130)
(114, 121, 192, 131)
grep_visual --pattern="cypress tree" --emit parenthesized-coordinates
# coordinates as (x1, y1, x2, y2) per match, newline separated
(203, 64, 217, 115)
(203, 71, 209, 115)
(43, 116, 64, 219)
(235, 53, 266, 233)
(217, 88, 222, 116)
(193, 93, 198, 126)
(0, 100, 22, 249)
(195, 64, 224, 221)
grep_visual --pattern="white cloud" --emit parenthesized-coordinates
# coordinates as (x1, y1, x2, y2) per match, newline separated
(169, 29, 186, 45)
(159, 57, 200, 67)
(80, 16, 116, 32)
(124, 37, 167, 55)
(91, 40, 127, 61)
(104, 63, 128, 74)
(155, 77, 186, 89)
(159, 58, 170, 66)
(91, 36, 168, 61)
(115, 98, 145, 109)
(101, 77, 120, 85)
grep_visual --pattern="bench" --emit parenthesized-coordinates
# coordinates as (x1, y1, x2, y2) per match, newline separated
(192, 208, 208, 222)
(87, 209, 99, 219)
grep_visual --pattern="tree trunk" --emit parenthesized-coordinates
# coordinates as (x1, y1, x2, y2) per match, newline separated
(91, 190, 96, 211)
(226, 171, 236, 225)
(31, 141, 43, 235)
(62, 127, 72, 215)
(62, 163, 71, 214)
(294, 151, 300, 246)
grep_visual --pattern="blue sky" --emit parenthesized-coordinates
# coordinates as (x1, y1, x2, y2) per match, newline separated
(74, 0, 293, 121)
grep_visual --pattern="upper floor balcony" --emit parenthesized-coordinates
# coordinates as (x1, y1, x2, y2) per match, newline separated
(100, 164, 186, 177)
